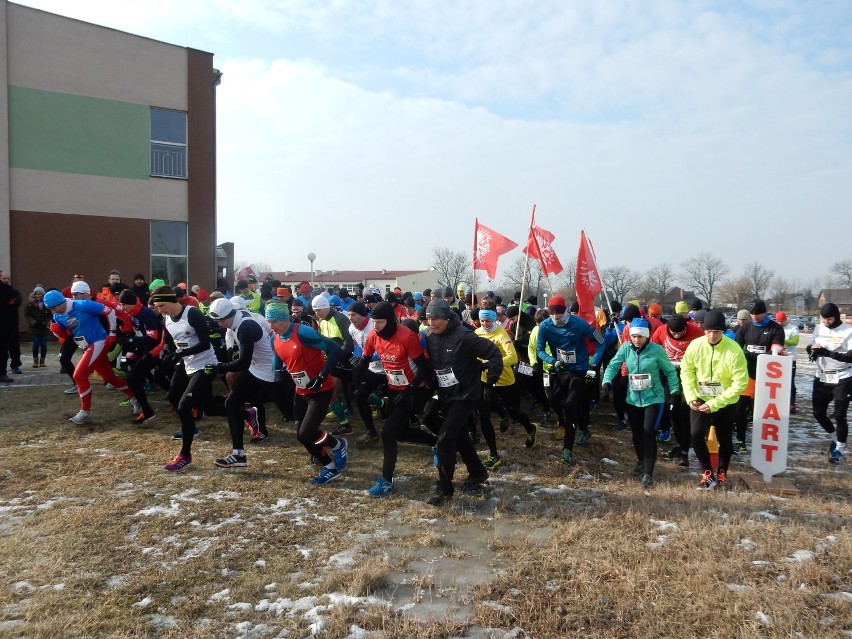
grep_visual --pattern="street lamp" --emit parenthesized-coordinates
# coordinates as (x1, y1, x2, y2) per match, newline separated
(307, 252, 316, 289)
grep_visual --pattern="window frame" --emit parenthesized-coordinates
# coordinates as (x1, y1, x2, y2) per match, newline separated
(150, 107, 188, 179)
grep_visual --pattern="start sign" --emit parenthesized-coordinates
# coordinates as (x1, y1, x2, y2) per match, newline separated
(751, 354, 792, 483)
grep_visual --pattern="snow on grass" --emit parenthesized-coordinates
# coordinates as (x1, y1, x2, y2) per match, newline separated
(131, 597, 152, 608)
(649, 518, 679, 532)
(600, 458, 620, 466)
(787, 550, 815, 563)
(133, 503, 181, 517)
(328, 547, 359, 568)
(737, 538, 758, 551)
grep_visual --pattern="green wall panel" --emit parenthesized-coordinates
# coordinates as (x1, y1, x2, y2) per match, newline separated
(8, 86, 150, 179)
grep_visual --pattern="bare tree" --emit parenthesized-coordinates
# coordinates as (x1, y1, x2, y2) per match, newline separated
(680, 253, 729, 307)
(601, 266, 642, 305)
(429, 246, 471, 294)
(640, 262, 676, 303)
(500, 255, 546, 300)
(716, 277, 753, 310)
(742, 262, 774, 301)
(830, 258, 852, 288)
(554, 258, 577, 297)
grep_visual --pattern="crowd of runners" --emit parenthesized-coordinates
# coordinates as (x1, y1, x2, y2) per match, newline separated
(1, 269, 850, 505)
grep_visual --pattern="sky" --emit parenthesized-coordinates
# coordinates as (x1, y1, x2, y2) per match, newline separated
(16, 0, 852, 287)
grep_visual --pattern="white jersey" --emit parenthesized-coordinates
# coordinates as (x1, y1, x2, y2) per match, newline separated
(782, 323, 799, 358)
(230, 311, 276, 382)
(166, 307, 217, 375)
(349, 318, 385, 374)
(809, 321, 852, 384)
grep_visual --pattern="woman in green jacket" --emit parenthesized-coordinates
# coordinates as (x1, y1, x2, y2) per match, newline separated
(603, 318, 680, 488)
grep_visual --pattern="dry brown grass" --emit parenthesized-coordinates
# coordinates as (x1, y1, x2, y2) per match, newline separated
(2, 359, 852, 638)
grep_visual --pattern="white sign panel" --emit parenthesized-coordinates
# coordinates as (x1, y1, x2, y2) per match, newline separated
(751, 354, 792, 483)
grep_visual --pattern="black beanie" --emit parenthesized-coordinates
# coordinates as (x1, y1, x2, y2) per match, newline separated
(748, 299, 767, 315)
(348, 301, 368, 318)
(568, 301, 580, 314)
(667, 314, 687, 333)
(371, 302, 398, 338)
(703, 310, 727, 331)
(622, 304, 640, 322)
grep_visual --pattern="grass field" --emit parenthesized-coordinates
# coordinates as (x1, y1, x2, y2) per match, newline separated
(1, 352, 851, 638)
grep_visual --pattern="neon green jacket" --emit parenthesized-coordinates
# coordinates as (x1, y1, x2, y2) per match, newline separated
(680, 335, 749, 412)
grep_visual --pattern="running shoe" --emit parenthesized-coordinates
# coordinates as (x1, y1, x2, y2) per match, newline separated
(697, 470, 717, 491)
(461, 471, 489, 493)
(130, 398, 142, 413)
(173, 426, 200, 440)
(132, 412, 156, 425)
(830, 442, 843, 464)
(69, 410, 92, 425)
(64, 384, 78, 394)
(575, 428, 591, 445)
(717, 468, 728, 488)
(633, 461, 645, 475)
(244, 406, 260, 439)
(658, 427, 671, 443)
(641, 474, 654, 488)
(331, 437, 348, 471)
(426, 490, 453, 507)
(561, 448, 574, 466)
(483, 454, 503, 470)
(525, 425, 537, 448)
(311, 467, 342, 485)
(214, 454, 247, 468)
(367, 477, 395, 497)
(332, 423, 353, 436)
(735, 440, 747, 454)
(164, 453, 192, 472)
(249, 432, 269, 444)
(663, 446, 682, 460)
(555, 426, 565, 440)
(615, 420, 627, 432)
(499, 417, 510, 433)
(355, 431, 380, 447)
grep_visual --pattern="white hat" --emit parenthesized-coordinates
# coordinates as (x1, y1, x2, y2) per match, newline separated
(311, 295, 330, 310)
(71, 281, 91, 295)
(231, 297, 247, 311)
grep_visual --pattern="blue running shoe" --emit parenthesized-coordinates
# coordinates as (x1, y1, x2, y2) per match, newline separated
(830, 442, 843, 464)
(367, 477, 395, 497)
(312, 467, 342, 485)
(173, 426, 200, 440)
(658, 427, 671, 443)
(615, 420, 627, 432)
(332, 437, 348, 470)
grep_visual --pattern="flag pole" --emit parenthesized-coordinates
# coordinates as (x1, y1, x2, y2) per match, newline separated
(516, 204, 536, 340)
(471, 218, 478, 311)
(583, 228, 620, 343)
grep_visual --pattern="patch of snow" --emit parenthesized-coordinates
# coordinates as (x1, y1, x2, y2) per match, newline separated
(295, 545, 313, 559)
(208, 588, 230, 603)
(255, 559, 266, 568)
(207, 491, 241, 501)
(727, 584, 751, 591)
(822, 592, 852, 601)
(131, 597, 152, 608)
(601, 458, 620, 466)
(787, 550, 815, 563)
(328, 548, 358, 568)
(146, 614, 178, 630)
(751, 511, 779, 521)
(134, 503, 180, 517)
(228, 602, 253, 611)
(646, 535, 668, 549)
(737, 538, 758, 551)
(650, 519, 678, 532)
(756, 611, 772, 625)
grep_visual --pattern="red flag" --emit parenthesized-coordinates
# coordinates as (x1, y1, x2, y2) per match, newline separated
(575, 230, 603, 325)
(524, 224, 563, 276)
(473, 219, 518, 279)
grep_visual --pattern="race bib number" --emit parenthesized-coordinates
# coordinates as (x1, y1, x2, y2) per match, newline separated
(543, 373, 551, 388)
(385, 369, 409, 387)
(557, 349, 576, 364)
(517, 362, 534, 376)
(823, 370, 840, 385)
(746, 345, 766, 354)
(698, 381, 723, 396)
(291, 371, 310, 389)
(73, 335, 89, 348)
(435, 368, 459, 388)
(176, 342, 190, 349)
(628, 374, 652, 391)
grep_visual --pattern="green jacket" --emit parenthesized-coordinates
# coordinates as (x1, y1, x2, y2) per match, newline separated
(603, 341, 679, 407)
(680, 335, 749, 411)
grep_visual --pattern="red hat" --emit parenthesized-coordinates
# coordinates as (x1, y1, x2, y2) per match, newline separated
(299, 282, 311, 294)
(177, 282, 187, 290)
(548, 294, 567, 309)
(775, 311, 787, 323)
(648, 303, 663, 316)
(196, 288, 210, 302)
(277, 287, 290, 299)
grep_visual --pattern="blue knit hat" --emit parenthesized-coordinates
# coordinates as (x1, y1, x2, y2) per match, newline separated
(629, 318, 650, 338)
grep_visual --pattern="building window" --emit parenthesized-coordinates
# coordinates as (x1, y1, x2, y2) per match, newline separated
(151, 221, 188, 286)
(150, 108, 187, 178)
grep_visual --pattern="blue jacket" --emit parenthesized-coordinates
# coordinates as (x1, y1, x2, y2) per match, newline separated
(536, 315, 604, 372)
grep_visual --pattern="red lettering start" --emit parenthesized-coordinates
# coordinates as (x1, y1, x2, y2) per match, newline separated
(761, 403, 781, 421)
(761, 443, 779, 462)
(764, 381, 782, 399)
(761, 423, 779, 442)
(766, 360, 783, 379)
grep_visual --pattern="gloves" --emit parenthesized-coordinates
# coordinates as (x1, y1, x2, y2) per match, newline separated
(669, 391, 681, 406)
(552, 361, 567, 373)
(305, 374, 326, 392)
(601, 381, 613, 400)
(809, 346, 830, 362)
(349, 356, 363, 369)
(482, 383, 497, 405)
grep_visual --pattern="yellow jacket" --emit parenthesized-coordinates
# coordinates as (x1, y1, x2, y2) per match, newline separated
(476, 325, 517, 386)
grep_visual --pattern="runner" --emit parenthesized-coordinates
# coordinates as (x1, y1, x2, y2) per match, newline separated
(680, 310, 749, 490)
(43, 288, 136, 424)
(603, 318, 680, 488)
(354, 302, 436, 496)
(806, 303, 852, 463)
(423, 298, 501, 506)
(267, 302, 349, 485)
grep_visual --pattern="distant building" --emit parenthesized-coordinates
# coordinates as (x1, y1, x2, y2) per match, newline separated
(660, 287, 704, 313)
(1, 1, 219, 296)
(818, 289, 852, 316)
(265, 270, 437, 295)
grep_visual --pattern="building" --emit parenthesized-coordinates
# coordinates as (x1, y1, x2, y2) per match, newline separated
(1, 2, 218, 300)
(818, 289, 852, 316)
(264, 269, 439, 295)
